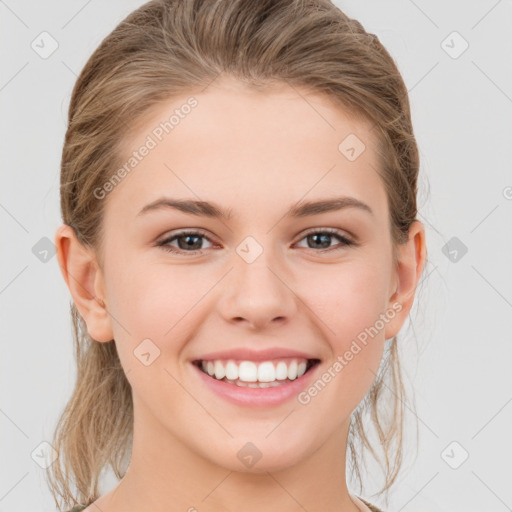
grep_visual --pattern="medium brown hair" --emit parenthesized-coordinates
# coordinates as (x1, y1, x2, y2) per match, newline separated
(47, 0, 426, 508)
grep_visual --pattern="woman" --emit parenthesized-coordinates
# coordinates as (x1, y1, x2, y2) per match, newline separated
(48, 0, 427, 510)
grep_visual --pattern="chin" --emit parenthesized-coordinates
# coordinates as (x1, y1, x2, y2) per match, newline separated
(201, 435, 313, 474)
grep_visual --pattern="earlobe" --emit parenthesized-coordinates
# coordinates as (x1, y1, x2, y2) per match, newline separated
(54, 224, 114, 342)
(384, 221, 427, 340)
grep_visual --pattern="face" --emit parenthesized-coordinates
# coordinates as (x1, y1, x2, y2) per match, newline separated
(83, 77, 412, 473)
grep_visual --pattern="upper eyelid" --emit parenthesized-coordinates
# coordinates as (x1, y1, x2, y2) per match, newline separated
(158, 228, 211, 241)
(300, 227, 351, 238)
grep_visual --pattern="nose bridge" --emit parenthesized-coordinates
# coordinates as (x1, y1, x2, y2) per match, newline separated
(235, 235, 287, 300)
(218, 235, 296, 328)
(237, 246, 280, 293)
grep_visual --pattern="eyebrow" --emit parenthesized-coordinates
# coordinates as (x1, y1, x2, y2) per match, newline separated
(137, 195, 373, 220)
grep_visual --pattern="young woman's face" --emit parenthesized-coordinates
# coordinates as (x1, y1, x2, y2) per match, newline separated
(95, 77, 408, 472)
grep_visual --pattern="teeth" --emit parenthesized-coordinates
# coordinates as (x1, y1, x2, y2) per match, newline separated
(275, 361, 288, 380)
(214, 360, 225, 380)
(225, 360, 238, 380)
(257, 362, 275, 382)
(287, 360, 298, 380)
(239, 361, 258, 382)
(199, 358, 313, 384)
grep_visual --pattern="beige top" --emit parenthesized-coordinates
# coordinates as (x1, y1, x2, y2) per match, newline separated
(68, 496, 384, 512)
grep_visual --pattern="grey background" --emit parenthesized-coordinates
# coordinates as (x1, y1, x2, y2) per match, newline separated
(1, 1, 511, 511)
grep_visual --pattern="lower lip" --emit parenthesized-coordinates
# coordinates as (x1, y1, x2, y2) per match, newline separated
(191, 362, 321, 407)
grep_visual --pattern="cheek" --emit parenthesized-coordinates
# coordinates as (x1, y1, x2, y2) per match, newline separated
(296, 261, 389, 417)
(303, 258, 390, 341)
(104, 260, 209, 399)
(106, 257, 213, 349)
(300, 257, 390, 398)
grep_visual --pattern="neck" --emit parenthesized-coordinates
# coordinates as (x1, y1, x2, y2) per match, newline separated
(100, 398, 363, 512)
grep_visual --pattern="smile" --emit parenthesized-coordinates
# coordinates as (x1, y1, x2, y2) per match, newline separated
(191, 356, 322, 407)
(193, 357, 321, 388)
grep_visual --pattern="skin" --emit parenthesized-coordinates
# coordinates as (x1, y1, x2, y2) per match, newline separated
(55, 76, 426, 512)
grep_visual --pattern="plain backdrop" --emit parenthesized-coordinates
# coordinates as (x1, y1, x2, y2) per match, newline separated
(1, 1, 511, 511)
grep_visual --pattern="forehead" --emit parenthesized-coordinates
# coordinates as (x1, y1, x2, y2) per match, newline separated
(106, 77, 387, 222)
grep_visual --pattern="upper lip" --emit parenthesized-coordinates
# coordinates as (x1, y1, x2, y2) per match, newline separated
(193, 348, 321, 362)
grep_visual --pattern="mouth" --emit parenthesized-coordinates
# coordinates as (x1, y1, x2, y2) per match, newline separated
(192, 357, 321, 388)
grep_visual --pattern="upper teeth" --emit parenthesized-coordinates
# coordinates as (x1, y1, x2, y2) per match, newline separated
(200, 358, 309, 383)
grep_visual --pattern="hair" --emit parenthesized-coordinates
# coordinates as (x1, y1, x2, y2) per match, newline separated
(47, 0, 428, 509)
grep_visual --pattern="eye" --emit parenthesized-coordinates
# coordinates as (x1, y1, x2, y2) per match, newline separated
(157, 228, 355, 256)
(295, 228, 354, 252)
(157, 230, 215, 254)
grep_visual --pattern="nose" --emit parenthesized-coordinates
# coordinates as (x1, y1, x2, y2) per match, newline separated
(217, 248, 297, 331)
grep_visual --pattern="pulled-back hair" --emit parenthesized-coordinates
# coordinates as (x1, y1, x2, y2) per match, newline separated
(47, 0, 426, 509)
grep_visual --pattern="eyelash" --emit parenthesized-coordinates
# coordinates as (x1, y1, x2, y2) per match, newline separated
(157, 228, 355, 255)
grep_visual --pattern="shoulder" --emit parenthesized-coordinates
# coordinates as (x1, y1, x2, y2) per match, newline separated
(67, 499, 384, 512)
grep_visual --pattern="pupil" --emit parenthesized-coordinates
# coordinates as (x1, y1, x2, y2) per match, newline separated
(309, 233, 330, 249)
(179, 235, 201, 250)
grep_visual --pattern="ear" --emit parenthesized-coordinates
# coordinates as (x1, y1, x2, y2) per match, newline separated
(54, 224, 114, 342)
(384, 220, 427, 340)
